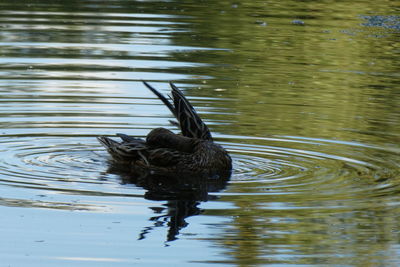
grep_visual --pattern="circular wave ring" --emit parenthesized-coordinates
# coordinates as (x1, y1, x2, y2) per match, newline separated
(225, 136, 400, 199)
(0, 135, 398, 201)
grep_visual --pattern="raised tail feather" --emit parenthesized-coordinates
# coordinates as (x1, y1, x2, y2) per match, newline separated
(143, 81, 212, 141)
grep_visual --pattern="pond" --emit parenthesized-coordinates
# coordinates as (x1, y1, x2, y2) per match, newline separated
(1, 0, 399, 266)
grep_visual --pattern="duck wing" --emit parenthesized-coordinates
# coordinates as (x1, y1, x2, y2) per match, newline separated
(98, 136, 186, 167)
(143, 81, 212, 141)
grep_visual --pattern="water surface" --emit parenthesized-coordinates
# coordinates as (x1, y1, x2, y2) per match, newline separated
(0, 1, 399, 266)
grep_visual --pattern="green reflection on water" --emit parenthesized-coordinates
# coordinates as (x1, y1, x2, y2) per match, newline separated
(167, 1, 399, 142)
(166, 1, 400, 266)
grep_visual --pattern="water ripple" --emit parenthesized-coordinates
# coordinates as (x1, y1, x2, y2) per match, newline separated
(226, 136, 400, 202)
(0, 134, 398, 208)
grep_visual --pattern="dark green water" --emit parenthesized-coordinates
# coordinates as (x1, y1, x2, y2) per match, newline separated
(0, 1, 399, 266)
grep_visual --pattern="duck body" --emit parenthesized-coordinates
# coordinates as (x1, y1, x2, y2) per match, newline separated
(98, 82, 232, 176)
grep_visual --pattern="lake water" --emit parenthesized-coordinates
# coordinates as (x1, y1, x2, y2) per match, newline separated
(0, 1, 399, 266)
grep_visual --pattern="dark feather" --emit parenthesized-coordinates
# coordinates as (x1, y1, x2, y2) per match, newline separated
(97, 136, 147, 161)
(143, 81, 212, 141)
(142, 81, 176, 117)
(170, 82, 212, 140)
(116, 133, 143, 143)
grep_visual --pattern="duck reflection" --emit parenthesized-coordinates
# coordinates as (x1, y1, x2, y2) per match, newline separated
(107, 162, 231, 242)
(138, 200, 201, 242)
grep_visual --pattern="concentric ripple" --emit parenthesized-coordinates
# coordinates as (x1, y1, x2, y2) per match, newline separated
(0, 136, 125, 197)
(226, 135, 400, 202)
(0, 134, 399, 206)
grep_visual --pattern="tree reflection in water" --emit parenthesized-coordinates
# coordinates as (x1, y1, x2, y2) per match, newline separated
(107, 162, 231, 242)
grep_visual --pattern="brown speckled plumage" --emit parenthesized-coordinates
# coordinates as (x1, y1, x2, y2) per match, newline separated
(97, 82, 232, 175)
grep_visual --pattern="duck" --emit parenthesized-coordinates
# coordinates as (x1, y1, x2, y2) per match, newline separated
(97, 82, 232, 176)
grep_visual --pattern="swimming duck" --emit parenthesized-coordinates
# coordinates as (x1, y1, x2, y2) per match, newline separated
(97, 82, 232, 176)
